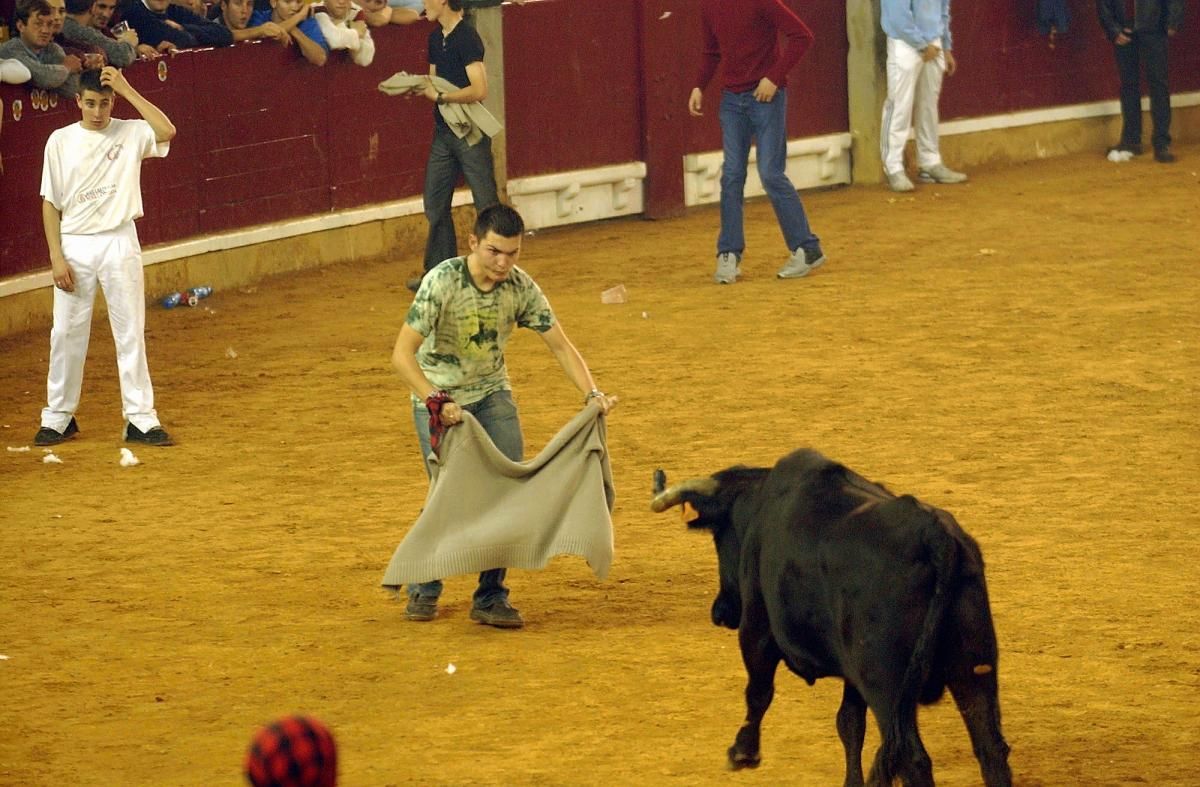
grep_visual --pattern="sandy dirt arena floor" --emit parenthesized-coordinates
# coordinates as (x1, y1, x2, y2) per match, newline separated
(1, 146, 1198, 786)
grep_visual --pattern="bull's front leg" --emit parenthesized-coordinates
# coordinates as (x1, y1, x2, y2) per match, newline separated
(729, 623, 781, 770)
(836, 682, 868, 787)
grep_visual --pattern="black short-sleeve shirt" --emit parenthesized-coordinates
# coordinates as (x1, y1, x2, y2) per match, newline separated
(428, 20, 485, 128)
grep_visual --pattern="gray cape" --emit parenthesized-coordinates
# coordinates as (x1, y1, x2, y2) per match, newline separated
(381, 403, 615, 588)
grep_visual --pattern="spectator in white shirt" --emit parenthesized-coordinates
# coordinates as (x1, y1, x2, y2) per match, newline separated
(314, 0, 374, 66)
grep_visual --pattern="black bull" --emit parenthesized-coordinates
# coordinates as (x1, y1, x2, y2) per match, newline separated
(651, 450, 1012, 787)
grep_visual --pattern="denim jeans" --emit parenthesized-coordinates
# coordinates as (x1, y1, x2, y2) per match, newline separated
(423, 126, 500, 272)
(717, 88, 820, 258)
(408, 389, 524, 608)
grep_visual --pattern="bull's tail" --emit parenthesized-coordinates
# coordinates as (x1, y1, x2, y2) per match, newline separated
(882, 503, 961, 780)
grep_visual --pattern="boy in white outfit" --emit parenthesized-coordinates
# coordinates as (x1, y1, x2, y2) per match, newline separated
(35, 66, 176, 447)
(315, 0, 375, 66)
(879, 0, 968, 192)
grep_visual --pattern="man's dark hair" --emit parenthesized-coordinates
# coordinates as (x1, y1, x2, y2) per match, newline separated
(448, 0, 463, 11)
(79, 68, 111, 94)
(65, 0, 92, 14)
(474, 204, 524, 239)
(13, 0, 52, 27)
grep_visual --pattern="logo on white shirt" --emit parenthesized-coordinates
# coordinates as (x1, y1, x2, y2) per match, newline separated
(106, 143, 124, 162)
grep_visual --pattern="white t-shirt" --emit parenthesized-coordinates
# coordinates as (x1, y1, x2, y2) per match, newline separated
(40, 118, 169, 236)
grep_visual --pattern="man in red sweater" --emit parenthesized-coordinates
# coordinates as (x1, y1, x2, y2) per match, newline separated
(688, 0, 826, 285)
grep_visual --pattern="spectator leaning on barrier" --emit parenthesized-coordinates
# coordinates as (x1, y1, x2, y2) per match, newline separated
(59, 0, 138, 67)
(1097, 0, 1185, 163)
(91, 0, 164, 59)
(405, 0, 499, 293)
(0, 0, 82, 96)
(360, 0, 421, 27)
(248, 0, 329, 65)
(120, 0, 234, 51)
(879, 0, 968, 193)
(314, 0, 374, 66)
(211, 0, 289, 43)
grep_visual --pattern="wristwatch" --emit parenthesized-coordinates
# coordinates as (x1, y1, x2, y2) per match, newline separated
(435, 92, 446, 105)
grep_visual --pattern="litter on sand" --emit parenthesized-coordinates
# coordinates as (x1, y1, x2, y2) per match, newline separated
(43, 453, 63, 464)
(120, 448, 141, 467)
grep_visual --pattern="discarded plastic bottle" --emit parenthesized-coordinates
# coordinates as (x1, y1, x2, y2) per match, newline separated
(162, 286, 213, 309)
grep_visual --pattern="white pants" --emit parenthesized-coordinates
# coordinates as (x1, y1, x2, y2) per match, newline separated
(880, 36, 946, 175)
(42, 222, 159, 433)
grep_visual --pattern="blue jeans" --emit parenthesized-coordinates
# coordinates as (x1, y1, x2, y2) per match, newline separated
(408, 389, 524, 608)
(423, 126, 500, 272)
(717, 88, 820, 258)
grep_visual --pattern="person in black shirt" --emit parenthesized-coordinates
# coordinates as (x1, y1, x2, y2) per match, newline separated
(406, 0, 500, 292)
(120, 0, 234, 51)
(1097, 0, 1185, 163)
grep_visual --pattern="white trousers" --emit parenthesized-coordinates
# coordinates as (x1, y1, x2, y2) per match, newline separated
(41, 222, 159, 433)
(880, 36, 946, 175)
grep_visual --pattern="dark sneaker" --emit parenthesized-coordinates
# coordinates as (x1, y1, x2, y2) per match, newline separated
(34, 417, 79, 447)
(470, 599, 525, 629)
(405, 595, 438, 622)
(1154, 148, 1176, 163)
(405, 275, 425, 293)
(125, 423, 173, 446)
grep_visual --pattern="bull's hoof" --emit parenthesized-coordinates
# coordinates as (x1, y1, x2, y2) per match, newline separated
(727, 747, 761, 771)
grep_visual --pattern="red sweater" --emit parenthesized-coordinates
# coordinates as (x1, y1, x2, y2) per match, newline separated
(694, 0, 815, 93)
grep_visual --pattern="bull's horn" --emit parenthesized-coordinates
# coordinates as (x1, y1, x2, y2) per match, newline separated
(650, 477, 719, 513)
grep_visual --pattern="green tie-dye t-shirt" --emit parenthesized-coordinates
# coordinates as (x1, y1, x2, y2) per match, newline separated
(406, 257, 556, 405)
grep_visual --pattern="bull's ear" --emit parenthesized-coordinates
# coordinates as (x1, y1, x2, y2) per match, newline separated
(681, 500, 700, 525)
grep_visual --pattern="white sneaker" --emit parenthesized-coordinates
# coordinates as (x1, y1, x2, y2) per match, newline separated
(887, 170, 915, 192)
(777, 247, 826, 279)
(714, 252, 740, 284)
(918, 163, 968, 184)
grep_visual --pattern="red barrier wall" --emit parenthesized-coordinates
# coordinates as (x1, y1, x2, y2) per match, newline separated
(1, 25, 431, 278)
(2, 0, 1197, 280)
(945, 0, 1199, 119)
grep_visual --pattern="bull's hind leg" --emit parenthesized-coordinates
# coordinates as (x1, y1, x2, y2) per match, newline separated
(836, 682, 867, 787)
(948, 668, 1012, 787)
(728, 627, 782, 770)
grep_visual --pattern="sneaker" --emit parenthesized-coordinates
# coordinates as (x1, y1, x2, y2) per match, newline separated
(713, 252, 740, 285)
(33, 417, 79, 447)
(405, 275, 425, 293)
(776, 246, 826, 279)
(1154, 148, 1176, 163)
(470, 599, 525, 629)
(405, 595, 438, 622)
(918, 163, 968, 184)
(125, 423, 173, 446)
(886, 170, 915, 192)
(1108, 143, 1144, 156)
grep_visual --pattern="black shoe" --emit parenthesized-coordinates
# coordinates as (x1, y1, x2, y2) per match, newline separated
(1154, 148, 1176, 163)
(470, 599, 524, 629)
(1108, 143, 1144, 156)
(125, 423, 174, 446)
(405, 595, 438, 622)
(405, 275, 425, 293)
(34, 417, 79, 446)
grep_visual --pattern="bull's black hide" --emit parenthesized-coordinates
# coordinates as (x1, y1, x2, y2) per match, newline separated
(652, 449, 1012, 787)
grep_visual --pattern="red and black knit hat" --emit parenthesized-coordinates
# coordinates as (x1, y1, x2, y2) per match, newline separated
(244, 715, 338, 787)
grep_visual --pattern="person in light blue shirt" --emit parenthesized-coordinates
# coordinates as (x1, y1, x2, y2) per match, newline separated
(879, 0, 967, 192)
